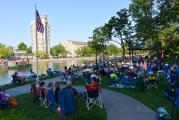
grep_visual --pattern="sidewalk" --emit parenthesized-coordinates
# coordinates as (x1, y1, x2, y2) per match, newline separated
(6, 77, 155, 120)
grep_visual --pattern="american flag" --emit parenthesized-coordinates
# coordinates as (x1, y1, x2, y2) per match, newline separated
(36, 9, 44, 33)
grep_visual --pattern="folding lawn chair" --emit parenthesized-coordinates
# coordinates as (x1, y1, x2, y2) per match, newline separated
(121, 76, 132, 88)
(39, 86, 49, 108)
(147, 72, 158, 89)
(31, 82, 40, 103)
(47, 88, 57, 111)
(85, 84, 103, 110)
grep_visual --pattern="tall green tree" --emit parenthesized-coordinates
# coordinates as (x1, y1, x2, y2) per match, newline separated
(89, 27, 107, 65)
(155, 0, 178, 29)
(50, 44, 67, 57)
(107, 8, 133, 59)
(129, 0, 155, 42)
(17, 42, 27, 51)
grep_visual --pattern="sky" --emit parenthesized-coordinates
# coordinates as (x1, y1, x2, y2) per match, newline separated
(0, 0, 131, 48)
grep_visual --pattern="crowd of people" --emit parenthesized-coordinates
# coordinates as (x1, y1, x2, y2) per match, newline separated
(1, 55, 179, 119)
(31, 80, 78, 115)
(30, 63, 102, 115)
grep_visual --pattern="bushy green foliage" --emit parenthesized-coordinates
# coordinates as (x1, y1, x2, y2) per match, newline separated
(34, 51, 49, 59)
(76, 45, 94, 56)
(91, 0, 178, 61)
(26, 46, 32, 53)
(0, 43, 13, 58)
(17, 42, 27, 51)
(50, 44, 67, 57)
(106, 44, 120, 55)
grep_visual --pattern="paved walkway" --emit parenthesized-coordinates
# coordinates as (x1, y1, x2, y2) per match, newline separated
(6, 77, 155, 120)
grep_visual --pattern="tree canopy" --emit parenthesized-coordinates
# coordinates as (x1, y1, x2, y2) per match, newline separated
(90, 0, 179, 61)
(76, 46, 94, 56)
(17, 42, 27, 51)
(0, 43, 13, 58)
(34, 51, 49, 59)
(26, 46, 32, 53)
(106, 44, 120, 56)
(50, 44, 67, 57)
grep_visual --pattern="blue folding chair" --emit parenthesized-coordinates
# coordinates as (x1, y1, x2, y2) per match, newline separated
(47, 89, 56, 111)
(122, 76, 132, 88)
(108, 78, 116, 85)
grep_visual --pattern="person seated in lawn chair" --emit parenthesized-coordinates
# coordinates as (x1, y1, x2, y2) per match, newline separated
(63, 66, 68, 83)
(146, 66, 153, 74)
(91, 70, 101, 84)
(85, 77, 102, 110)
(47, 82, 56, 111)
(47, 68, 53, 77)
(83, 71, 91, 85)
(0, 88, 17, 109)
(128, 68, 137, 80)
(146, 71, 158, 88)
(31, 81, 40, 103)
(39, 82, 49, 108)
(108, 71, 118, 85)
(58, 81, 78, 115)
(174, 67, 179, 88)
(0, 88, 9, 109)
(135, 76, 145, 92)
(166, 67, 178, 87)
(11, 72, 21, 84)
(54, 82, 61, 104)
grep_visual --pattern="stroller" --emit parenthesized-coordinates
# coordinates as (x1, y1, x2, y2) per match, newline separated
(156, 107, 171, 120)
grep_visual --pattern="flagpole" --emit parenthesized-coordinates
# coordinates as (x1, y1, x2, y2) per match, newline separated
(35, 5, 39, 81)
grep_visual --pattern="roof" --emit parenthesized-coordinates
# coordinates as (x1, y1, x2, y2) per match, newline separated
(66, 40, 87, 45)
(128, 44, 158, 50)
(13, 50, 27, 54)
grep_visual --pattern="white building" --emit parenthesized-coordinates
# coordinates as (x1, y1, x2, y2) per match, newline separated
(62, 40, 87, 57)
(31, 13, 50, 55)
(13, 50, 33, 59)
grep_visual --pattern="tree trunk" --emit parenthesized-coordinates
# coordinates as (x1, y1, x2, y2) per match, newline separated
(96, 50, 98, 68)
(121, 43, 125, 61)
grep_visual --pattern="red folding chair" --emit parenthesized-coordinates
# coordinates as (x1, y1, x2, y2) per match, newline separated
(85, 84, 103, 110)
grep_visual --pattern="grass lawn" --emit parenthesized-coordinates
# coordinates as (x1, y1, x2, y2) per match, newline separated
(75, 75, 176, 119)
(0, 93, 107, 120)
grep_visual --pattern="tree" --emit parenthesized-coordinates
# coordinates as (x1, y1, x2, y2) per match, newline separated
(150, 23, 179, 57)
(76, 45, 94, 56)
(26, 46, 32, 53)
(88, 27, 107, 65)
(17, 42, 27, 51)
(129, 0, 179, 60)
(129, 0, 155, 42)
(155, 0, 178, 29)
(50, 44, 67, 57)
(106, 44, 119, 56)
(107, 8, 133, 59)
(35, 51, 49, 59)
(0, 43, 13, 58)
